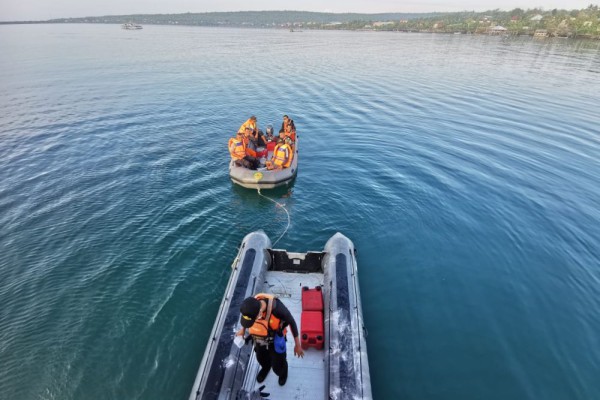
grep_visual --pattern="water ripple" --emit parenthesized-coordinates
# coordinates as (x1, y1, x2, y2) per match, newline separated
(1, 25, 600, 400)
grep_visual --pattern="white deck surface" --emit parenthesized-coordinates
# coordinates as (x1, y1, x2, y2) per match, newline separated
(245, 271, 326, 400)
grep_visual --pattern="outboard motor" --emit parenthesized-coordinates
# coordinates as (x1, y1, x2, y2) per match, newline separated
(265, 124, 274, 141)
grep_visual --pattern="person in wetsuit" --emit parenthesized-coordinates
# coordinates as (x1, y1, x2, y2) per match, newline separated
(237, 294, 304, 386)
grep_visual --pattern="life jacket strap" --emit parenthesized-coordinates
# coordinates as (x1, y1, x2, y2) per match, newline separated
(265, 296, 274, 324)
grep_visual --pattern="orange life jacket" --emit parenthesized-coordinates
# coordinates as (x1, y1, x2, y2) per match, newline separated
(238, 118, 257, 134)
(248, 294, 286, 339)
(283, 119, 295, 132)
(272, 143, 293, 168)
(283, 122, 296, 141)
(229, 137, 246, 160)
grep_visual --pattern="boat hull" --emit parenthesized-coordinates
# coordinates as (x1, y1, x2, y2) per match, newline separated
(188, 231, 372, 400)
(229, 139, 298, 189)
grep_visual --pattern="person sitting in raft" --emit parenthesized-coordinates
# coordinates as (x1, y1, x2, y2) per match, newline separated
(229, 131, 258, 170)
(279, 115, 296, 141)
(239, 115, 267, 147)
(265, 134, 293, 170)
(244, 126, 257, 155)
(278, 121, 296, 143)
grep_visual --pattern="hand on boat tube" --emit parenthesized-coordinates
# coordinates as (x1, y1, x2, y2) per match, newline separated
(294, 337, 304, 358)
(234, 328, 252, 347)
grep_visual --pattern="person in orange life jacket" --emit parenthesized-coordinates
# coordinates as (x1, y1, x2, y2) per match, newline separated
(229, 131, 258, 170)
(237, 295, 304, 386)
(239, 115, 267, 147)
(279, 115, 296, 139)
(279, 122, 296, 143)
(265, 134, 293, 170)
(238, 116, 258, 135)
(243, 126, 258, 156)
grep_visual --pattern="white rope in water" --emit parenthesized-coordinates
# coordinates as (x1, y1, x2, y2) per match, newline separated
(257, 188, 290, 247)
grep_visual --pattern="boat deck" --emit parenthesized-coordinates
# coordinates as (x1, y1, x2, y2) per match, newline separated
(243, 271, 326, 399)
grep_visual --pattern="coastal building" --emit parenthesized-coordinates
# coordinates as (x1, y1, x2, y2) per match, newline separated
(488, 25, 508, 35)
(530, 14, 544, 22)
(534, 29, 548, 37)
(373, 21, 394, 27)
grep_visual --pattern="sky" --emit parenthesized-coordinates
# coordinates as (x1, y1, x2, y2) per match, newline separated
(0, 0, 595, 22)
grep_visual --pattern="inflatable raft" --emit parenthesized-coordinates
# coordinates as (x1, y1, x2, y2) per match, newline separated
(229, 139, 298, 189)
(189, 231, 372, 400)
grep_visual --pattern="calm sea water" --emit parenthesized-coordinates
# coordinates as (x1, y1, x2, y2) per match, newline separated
(1, 24, 599, 400)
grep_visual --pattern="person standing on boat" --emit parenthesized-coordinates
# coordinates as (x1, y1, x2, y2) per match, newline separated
(239, 115, 267, 147)
(237, 294, 304, 386)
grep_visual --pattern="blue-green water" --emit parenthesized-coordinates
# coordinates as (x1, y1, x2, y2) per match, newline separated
(1, 24, 600, 399)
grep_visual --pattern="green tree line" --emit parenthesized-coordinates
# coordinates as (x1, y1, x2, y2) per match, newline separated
(359, 5, 600, 37)
(3, 7, 599, 38)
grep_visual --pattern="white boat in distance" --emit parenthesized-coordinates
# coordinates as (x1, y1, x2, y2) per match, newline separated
(121, 23, 143, 30)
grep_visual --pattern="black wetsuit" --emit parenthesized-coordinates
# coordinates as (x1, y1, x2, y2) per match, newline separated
(253, 298, 298, 381)
(250, 130, 268, 147)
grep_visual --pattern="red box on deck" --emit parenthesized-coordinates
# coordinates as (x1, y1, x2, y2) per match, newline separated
(302, 286, 323, 311)
(301, 311, 324, 350)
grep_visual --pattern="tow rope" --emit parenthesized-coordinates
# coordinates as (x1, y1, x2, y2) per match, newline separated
(257, 188, 290, 247)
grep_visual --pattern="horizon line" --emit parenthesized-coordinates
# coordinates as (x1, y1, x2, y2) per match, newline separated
(1, 6, 595, 24)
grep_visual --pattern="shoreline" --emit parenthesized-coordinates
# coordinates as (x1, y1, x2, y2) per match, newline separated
(2, 21, 599, 40)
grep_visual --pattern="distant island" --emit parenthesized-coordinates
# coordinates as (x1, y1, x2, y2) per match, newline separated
(3, 7, 600, 39)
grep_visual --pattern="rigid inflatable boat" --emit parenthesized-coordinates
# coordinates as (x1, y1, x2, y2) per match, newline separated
(189, 231, 372, 400)
(229, 139, 298, 189)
